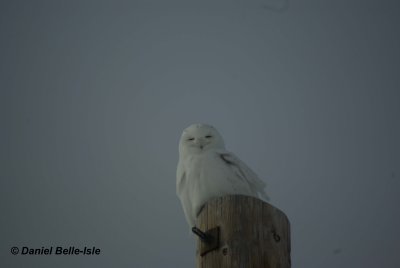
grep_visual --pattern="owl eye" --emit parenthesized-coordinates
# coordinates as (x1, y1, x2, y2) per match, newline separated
(187, 137, 195, 141)
(205, 135, 212, 139)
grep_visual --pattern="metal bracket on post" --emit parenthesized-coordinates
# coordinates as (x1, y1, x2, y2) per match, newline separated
(192, 226, 220, 257)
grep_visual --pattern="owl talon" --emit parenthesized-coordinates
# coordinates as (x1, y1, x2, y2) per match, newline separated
(196, 204, 206, 217)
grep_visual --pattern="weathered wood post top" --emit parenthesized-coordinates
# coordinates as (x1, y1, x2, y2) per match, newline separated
(195, 195, 291, 268)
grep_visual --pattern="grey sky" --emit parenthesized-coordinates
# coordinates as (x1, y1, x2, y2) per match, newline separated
(1, 0, 399, 267)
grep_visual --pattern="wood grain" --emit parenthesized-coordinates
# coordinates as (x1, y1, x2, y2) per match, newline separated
(196, 195, 291, 268)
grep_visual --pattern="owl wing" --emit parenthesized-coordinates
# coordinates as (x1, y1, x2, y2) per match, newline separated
(217, 150, 270, 201)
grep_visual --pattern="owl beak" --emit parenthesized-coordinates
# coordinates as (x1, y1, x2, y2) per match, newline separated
(195, 139, 205, 150)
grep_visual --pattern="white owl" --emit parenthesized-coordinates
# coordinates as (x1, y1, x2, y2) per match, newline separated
(176, 123, 269, 227)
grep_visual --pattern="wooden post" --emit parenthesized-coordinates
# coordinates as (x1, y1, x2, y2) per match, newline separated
(195, 195, 291, 268)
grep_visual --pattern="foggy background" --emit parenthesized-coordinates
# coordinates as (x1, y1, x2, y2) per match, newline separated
(1, 0, 399, 267)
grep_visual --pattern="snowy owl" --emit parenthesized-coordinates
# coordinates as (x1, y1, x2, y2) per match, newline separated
(176, 123, 269, 227)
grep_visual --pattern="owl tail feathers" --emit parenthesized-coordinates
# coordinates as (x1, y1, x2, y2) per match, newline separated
(258, 191, 270, 202)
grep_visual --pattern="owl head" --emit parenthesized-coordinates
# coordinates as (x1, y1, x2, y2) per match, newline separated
(179, 123, 225, 155)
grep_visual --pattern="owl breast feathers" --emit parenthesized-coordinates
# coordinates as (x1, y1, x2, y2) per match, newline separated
(176, 123, 269, 227)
